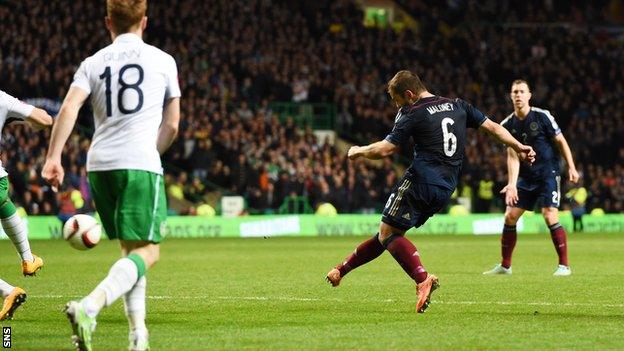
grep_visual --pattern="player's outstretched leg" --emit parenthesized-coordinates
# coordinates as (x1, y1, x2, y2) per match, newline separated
(548, 222, 571, 276)
(0, 191, 43, 276)
(124, 276, 150, 351)
(66, 253, 147, 351)
(0, 280, 26, 321)
(380, 224, 438, 313)
(326, 233, 385, 287)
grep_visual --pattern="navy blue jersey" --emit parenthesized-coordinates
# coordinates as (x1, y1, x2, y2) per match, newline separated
(385, 96, 487, 191)
(501, 107, 561, 180)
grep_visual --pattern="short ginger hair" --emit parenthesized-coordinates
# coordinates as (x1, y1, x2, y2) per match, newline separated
(107, 0, 147, 34)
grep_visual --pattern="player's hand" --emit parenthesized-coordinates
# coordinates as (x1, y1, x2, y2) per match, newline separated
(347, 146, 361, 160)
(500, 184, 519, 207)
(516, 144, 536, 164)
(41, 159, 64, 192)
(568, 167, 580, 183)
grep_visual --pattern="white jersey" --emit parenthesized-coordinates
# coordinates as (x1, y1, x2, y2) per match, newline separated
(71, 33, 181, 174)
(0, 90, 35, 177)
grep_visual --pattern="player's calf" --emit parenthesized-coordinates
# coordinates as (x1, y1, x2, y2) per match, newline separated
(326, 233, 385, 287)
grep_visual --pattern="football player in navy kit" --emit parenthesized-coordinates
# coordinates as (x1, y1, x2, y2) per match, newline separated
(484, 79, 579, 277)
(326, 71, 535, 313)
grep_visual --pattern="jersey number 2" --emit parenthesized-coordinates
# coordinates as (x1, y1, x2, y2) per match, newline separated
(441, 118, 457, 157)
(99, 64, 144, 117)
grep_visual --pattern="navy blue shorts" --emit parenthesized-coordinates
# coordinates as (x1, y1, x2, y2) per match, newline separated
(516, 173, 561, 210)
(381, 177, 452, 231)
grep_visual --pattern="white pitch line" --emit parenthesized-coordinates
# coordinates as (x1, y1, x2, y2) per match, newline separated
(30, 295, 624, 308)
(437, 300, 624, 308)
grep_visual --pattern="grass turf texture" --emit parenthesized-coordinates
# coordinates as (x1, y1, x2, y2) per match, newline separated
(1, 233, 623, 350)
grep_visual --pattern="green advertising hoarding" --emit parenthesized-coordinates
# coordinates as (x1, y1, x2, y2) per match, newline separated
(2, 214, 622, 240)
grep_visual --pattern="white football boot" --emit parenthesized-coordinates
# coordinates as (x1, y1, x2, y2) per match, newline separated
(482, 263, 512, 275)
(553, 265, 572, 276)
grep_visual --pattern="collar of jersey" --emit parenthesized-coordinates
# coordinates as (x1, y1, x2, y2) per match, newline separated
(513, 109, 532, 121)
(114, 33, 143, 43)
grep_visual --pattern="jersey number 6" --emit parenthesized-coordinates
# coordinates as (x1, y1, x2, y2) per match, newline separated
(441, 118, 457, 157)
(99, 64, 145, 117)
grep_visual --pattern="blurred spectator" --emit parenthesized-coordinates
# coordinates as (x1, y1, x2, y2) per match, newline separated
(0, 0, 622, 214)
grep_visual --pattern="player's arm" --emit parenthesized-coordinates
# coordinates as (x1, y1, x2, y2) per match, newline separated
(553, 133, 579, 183)
(479, 119, 535, 163)
(42, 87, 89, 189)
(347, 139, 397, 160)
(157, 97, 180, 155)
(500, 147, 520, 206)
(3, 91, 52, 130)
(25, 107, 53, 131)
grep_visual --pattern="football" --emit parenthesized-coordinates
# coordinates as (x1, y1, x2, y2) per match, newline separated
(63, 214, 102, 250)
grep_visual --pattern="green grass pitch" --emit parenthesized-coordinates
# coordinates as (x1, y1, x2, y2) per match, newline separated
(1, 233, 623, 350)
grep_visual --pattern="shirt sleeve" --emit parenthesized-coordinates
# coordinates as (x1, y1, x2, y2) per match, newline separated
(538, 109, 561, 138)
(70, 59, 92, 94)
(457, 98, 488, 129)
(1, 91, 34, 120)
(164, 55, 181, 99)
(384, 109, 413, 145)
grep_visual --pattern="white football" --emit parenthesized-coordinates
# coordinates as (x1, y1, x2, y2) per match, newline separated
(63, 214, 102, 250)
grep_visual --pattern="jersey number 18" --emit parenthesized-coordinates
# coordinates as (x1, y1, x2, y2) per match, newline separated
(99, 64, 144, 117)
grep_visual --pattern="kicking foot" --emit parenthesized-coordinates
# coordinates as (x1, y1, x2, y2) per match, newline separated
(22, 254, 44, 276)
(482, 263, 512, 275)
(553, 265, 571, 276)
(65, 301, 97, 351)
(0, 287, 27, 321)
(416, 274, 439, 313)
(325, 268, 342, 287)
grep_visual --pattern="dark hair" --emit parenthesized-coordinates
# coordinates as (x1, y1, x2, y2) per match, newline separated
(511, 79, 531, 92)
(387, 70, 427, 97)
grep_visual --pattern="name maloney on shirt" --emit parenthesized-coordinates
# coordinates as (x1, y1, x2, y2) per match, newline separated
(426, 103, 454, 115)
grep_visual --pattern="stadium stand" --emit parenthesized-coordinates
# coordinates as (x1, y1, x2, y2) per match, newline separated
(1, 0, 622, 215)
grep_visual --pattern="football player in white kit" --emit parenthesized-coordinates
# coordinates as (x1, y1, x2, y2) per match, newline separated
(42, 1, 181, 350)
(0, 90, 52, 320)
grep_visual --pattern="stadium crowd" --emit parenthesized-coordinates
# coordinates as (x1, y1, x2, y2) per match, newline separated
(1, 0, 622, 216)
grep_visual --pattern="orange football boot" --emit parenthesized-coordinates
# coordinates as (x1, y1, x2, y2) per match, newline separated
(416, 274, 439, 313)
(325, 268, 342, 287)
(0, 287, 27, 320)
(22, 254, 44, 276)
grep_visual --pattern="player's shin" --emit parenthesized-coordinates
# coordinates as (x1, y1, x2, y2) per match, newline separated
(0, 279, 14, 298)
(501, 225, 517, 268)
(0, 205, 34, 262)
(382, 234, 428, 283)
(336, 233, 385, 276)
(549, 223, 569, 266)
(123, 276, 147, 332)
(81, 254, 146, 318)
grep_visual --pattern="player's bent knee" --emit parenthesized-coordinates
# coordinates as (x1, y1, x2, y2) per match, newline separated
(138, 245, 159, 268)
(542, 208, 559, 225)
(378, 222, 400, 242)
(504, 212, 520, 225)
